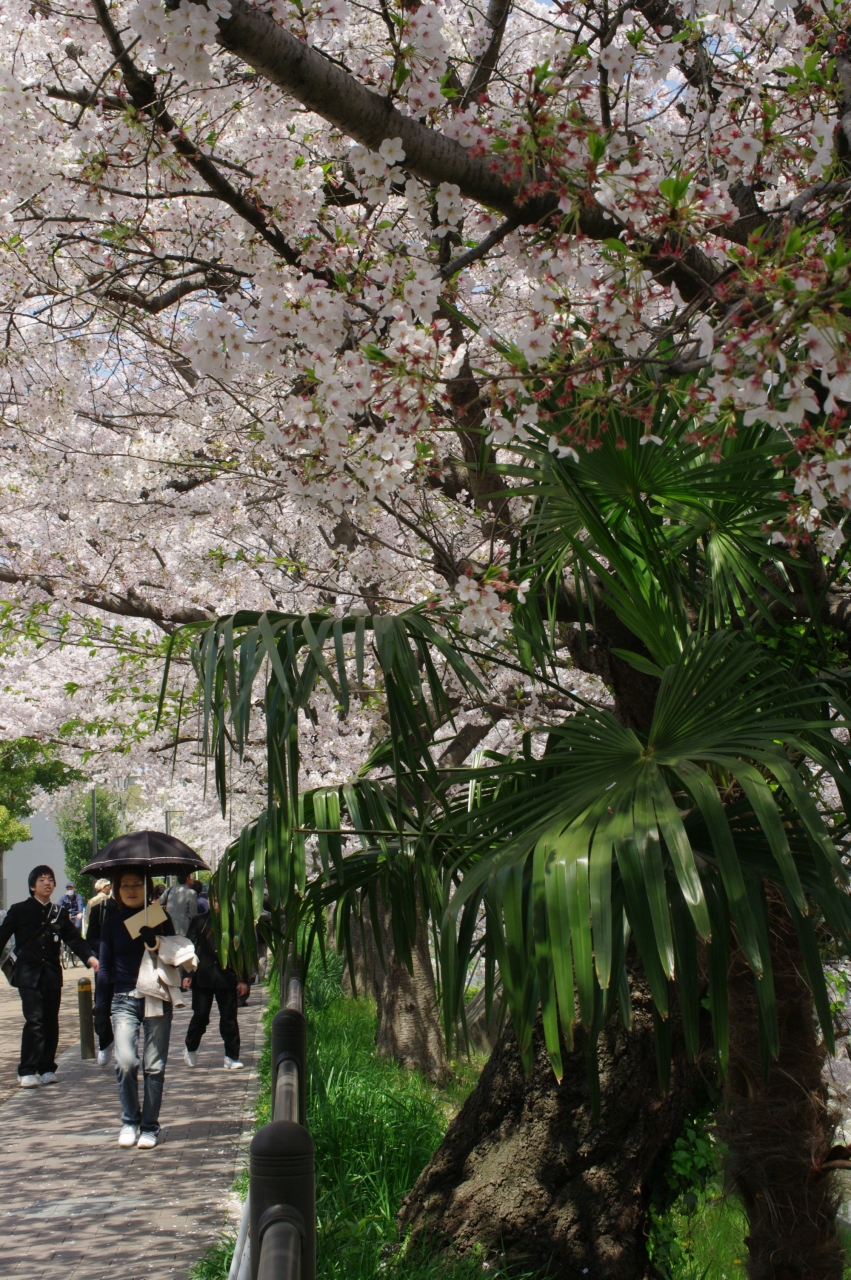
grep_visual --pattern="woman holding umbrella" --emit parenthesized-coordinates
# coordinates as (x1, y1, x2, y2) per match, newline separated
(87, 831, 209, 1151)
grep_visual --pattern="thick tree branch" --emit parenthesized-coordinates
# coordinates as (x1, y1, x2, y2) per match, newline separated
(211, 0, 764, 303)
(215, 0, 530, 218)
(100, 273, 230, 315)
(44, 83, 126, 111)
(0, 567, 214, 628)
(460, 0, 513, 109)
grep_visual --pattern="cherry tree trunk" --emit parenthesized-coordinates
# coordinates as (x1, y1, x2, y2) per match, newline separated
(717, 898, 843, 1280)
(343, 896, 450, 1085)
(398, 975, 699, 1278)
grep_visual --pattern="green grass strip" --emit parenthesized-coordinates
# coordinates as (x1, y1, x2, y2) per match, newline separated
(191, 956, 507, 1280)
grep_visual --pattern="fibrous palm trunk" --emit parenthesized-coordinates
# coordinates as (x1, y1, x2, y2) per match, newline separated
(717, 895, 842, 1280)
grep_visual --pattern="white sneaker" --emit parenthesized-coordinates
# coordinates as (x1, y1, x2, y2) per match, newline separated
(17, 1074, 40, 1088)
(39, 1071, 59, 1085)
(183, 1047, 198, 1068)
(224, 1056, 244, 1070)
(137, 1131, 157, 1150)
(97, 1047, 112, 1066)
(118, 1124, 140, 1148)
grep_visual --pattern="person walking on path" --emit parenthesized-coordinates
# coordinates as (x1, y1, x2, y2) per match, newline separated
(97, 870, 180, 1150)
(85, 880, 117, 1065)
(59, 882, 85, 932)
(0, 865, 98, 1088)
(85, 879, 111, 940)
(160, 872, 198, 936)
(182, 904, 248, 1070)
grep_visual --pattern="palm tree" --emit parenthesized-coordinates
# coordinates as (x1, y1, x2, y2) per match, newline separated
(170, 385, 851, 1279)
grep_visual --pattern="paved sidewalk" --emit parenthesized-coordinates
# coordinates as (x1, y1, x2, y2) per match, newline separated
(0, 983, 266, 1279)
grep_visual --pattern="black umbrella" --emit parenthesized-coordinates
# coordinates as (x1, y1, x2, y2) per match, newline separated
(81, 829, 210, 877)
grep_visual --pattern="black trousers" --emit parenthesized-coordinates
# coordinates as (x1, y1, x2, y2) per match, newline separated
(94, 1004, 114, 1052)
(18, 975, 62, 1076)
(185, 985, 240, 1059)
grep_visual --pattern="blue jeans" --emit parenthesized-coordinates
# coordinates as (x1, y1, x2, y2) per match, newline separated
(112, 995, 173, 1134)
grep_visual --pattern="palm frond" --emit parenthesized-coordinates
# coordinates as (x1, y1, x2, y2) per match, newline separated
(437, 633, 851, 1073)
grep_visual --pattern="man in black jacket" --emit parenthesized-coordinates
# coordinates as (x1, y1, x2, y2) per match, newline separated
(0, 865, 98, 1087)
(182, 906, 248, 1070)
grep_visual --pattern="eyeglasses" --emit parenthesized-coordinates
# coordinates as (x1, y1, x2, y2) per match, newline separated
(121, 881, 145, 890)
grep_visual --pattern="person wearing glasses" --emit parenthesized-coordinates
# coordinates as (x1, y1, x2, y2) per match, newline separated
(97, 870, 176, 1150)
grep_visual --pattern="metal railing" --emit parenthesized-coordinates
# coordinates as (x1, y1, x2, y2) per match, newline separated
(229, 950, 314, 1280)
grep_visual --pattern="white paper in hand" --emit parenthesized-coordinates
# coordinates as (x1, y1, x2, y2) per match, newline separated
(123, 902, 168, 939)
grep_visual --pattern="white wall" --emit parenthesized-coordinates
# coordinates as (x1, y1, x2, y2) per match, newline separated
(2, 813, 66, 909)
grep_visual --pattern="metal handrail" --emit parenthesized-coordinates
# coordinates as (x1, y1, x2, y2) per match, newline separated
(236, 1228, 252, 1280)
(274, 1059, 300, 1124)
(256, 1208, 305, 1280)
(228, 1195, 251, 1280)
(230, 951, 313, 1280)
(257, 1221, 300, 1280)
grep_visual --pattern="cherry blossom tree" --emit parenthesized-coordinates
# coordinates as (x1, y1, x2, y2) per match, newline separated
(4, 0, 851, 1273)
(3, 0, 851, 723)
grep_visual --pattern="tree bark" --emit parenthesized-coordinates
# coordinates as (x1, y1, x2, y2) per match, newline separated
(343, 896, 451, 1085)
(398, 973, 701, 1278)
(717, 896, 843, 1280)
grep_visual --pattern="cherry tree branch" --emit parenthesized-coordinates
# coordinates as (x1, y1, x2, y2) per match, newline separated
(460, 0, 513, 109)
(0, 567, 214, 629)
(100, 274, 231, 315)
(215, 0, 529, 216)
(211, 0, 765, 302)
(439, 214, 521, 279)
(88, 0, 326, 277)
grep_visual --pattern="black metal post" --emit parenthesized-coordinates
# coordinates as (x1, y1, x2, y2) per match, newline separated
(271, 1009, 307, 1125)
(249, 1122, 315, 1280)
(78, 976, 95, 1060)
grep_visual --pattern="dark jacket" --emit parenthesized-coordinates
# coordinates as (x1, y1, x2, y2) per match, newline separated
(0, 897, 93, 989)
(187, 913, 246, 989)
(59, 891, 85, 926)
(97, 905, 175, 999)
(86, 896, 118, 953)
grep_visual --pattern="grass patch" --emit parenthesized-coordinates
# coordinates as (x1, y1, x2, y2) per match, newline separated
(653, 1151, 851, 1280)
(657, 1186, 851, 1279)
(306, 953, 511, 1280)
(191, 955, 525, 1280)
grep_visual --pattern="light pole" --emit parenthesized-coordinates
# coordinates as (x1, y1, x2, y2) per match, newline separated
(164, 809, 176, 885)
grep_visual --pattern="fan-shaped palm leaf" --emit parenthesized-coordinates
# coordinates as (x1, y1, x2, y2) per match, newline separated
(439, 633, 851, 1076)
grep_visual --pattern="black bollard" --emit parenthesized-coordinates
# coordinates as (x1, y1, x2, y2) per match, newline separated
(78, 976, 96, 1060)
(249, 1121, 315, 1280)
(271, 1009, 306, 1125)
